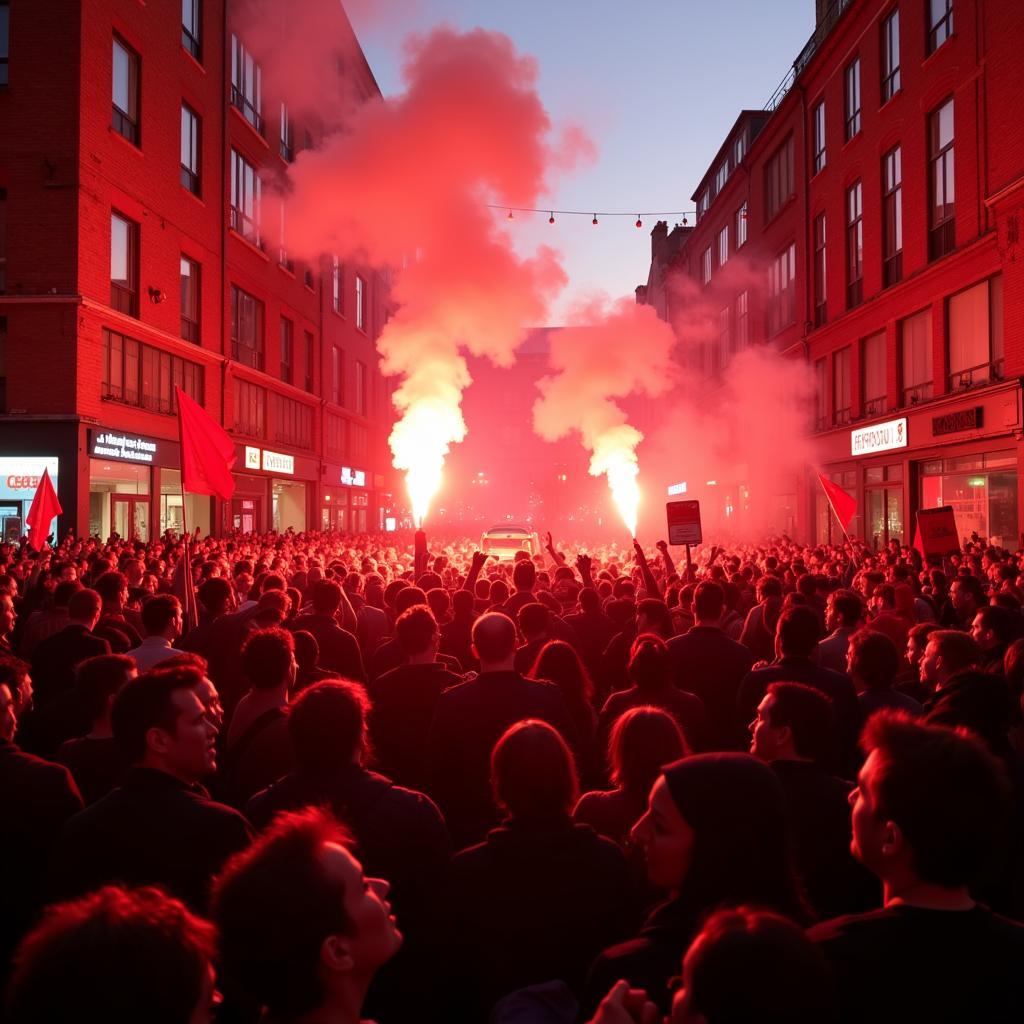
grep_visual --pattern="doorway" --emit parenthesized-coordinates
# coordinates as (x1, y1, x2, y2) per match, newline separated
(111, 494, 149, 541)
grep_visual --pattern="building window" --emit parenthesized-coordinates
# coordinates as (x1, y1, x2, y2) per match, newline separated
(112, 35, 140, 145)
(230, 34, 263, 134)
(180, 256, 200, 343)
(767, 243, 796, 335)
(279, 102, 293, 162)
(696, 190, 708, 221)
(230, 285, 264, 370)
(862, 332, 887, 417)
(881, 9, 900, 102)
(182, 0, 201, 61)
(230, 148, 261, 244)
(355, 275, 366, 330)
(763, 136, 794, 223)
(304, 267, 314, 289)
(814, 358, 828, 431)
(304, 331, 315, 393)
(274, 394, 312, 448)
(717, 226, 728, 268)
(812, 102, 826, 174)
(355, 360, 367, 415)
(927, 0, 953, 54)
(813, 213, 827, 327)
(735, 291, 749, 350)
(350, 422, 368, 460)
(846, 181, 863, 308)
(280, 317, 293, 385)
(0, 188, 7, 293)
(0, 3, 9, 86)
(883, 146, 903, 286)
(102, 328, 203, 414)
(948, 275, 1003, 388)
(110, 211, 138, 316)
(234, 378, 266, 438)
(714, 160, 729, 196)
(326, 414, 347, 459)
(331, 346, 343, 406)
(332, 256, 342, 313)
(929, 97, 955, 260)
(733, 132, 746, 166)
(700, 247, 712, 286)
(736, 202, 747, 248)
(833, 346, 852, 425)
(844, 58, 861, 140)
(180, 104, 200, 195)
(900, 308, 933, 405)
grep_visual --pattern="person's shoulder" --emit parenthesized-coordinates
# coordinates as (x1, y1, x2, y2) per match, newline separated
(570, 821, 627, 863)
(1, 743, 78, 789)
(807, 907, 890, 945)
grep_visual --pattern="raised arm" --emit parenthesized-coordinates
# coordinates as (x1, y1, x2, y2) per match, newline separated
(462, 550, 487, 592)
(633, 540, 662, 599)
(655, 539, 676, 577)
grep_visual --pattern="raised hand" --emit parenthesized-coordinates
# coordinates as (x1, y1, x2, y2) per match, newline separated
(656, 540, 668, 553)
(576, 553, 592, 575)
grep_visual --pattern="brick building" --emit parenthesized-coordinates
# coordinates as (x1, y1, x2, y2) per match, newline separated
(0, 0, 396, 542)
(641, 0, 1024, 548)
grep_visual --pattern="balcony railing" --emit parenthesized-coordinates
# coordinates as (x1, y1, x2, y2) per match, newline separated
(949, 360, 1003, 391)
(231, 87, 264, 135)
(902, 383, 933, 406)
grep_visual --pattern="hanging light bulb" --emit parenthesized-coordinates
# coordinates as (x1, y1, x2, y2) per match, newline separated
(507, 209, 514, 221)
(549, 212, 555, 224)
(635, 215, 643, 228)
(682, 215, 688, 226)
(592, 213, 598, 226)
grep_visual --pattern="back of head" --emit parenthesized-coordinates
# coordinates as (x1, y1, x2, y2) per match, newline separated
(628, 633, 670, 689)
(451, 588, 475, 617)
(197, 576, 232, 615)
(241, 627, 295, 691)
(425, 587, 450, 622)
(292, 629, 319, 668)
(517, 601, 549, 640)
(6, 885, 215, 1024)
(683, 907, 837, 1024)
(829, 588, 863, 627)
(67, 588, 102, 625)
(694, 581, 725, 622)
(491, 719, 577, 823)
(764, 682, 837, 766)
(395, 605, 438, 658)
(472, 612, 517, 665)
(310, 579, 343, 615)
(111, 667, 204, 763)
(861, 711, 1011, 887)
(95, 571, 127, 606)
(288, 679, 368, 773)
(579, 587, 601, 614)
(849, 629, 900, 689)
(776, 605, 821, 658)
(489, 579, 510, 605)
(76, 654, 136, 722)
(52, 579, 83, 609)
(512, 560, 536, 592)
(609, 705, 686, 793)
(140, 594, 181, 636)
(394, 586, 427, 616)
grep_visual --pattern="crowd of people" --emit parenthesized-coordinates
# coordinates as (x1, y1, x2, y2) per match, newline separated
(1, 524, 1023, 1023)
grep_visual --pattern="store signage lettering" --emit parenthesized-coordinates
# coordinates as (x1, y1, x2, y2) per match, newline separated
(244, 446, 261, 470)
(91, 431, 159, 464)
(340, 466, 366, 487)
(932, 407, 983, 437)
(850, 417, 907, 456)
(262, 449, 294, 474)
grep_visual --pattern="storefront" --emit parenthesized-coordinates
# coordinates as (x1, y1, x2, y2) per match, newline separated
(322, 464, 372, 534)
(0, 456, 61, 542)
(233, 445, 314, 533)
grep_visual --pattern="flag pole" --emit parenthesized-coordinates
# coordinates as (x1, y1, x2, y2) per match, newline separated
(816, 470, 854, 546)
(174, 387, 198, 631)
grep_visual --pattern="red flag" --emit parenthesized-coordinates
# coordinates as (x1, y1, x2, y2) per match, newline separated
(912, 520, 925, 555)
(175, 387, 236, 500)
(25, 467, 62, 551)
(817, 472, 857, 531)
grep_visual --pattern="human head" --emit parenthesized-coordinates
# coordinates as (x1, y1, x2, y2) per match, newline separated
(140, 595, 183, 641)
(158, 653, 221, 731)
(775, 606, 820, 659)
(749, 682, 836, 766)
(393, 586, 427, 616)
(608, 706, 686, 795)
(671, 908, 836, 1024)
(111, 667, 217, 783)
(919, 629, 980, 689)
(628, 633, 671, 690)
(197, 577, 233, 617)
(52, 579, 83, 610)
(512, 560, 536, 592)
(394, 605, 438, 659)
(241, 628, 296, 692)
(529, 640, 593, 704)
(491, 720, 578, 824)
(825, 588, 862, 632)
(212, 808, 400, 1019)
(905, 622, 939, 670)
(310, 580, 343, 616)
(254, 590, 290, 628)
(970, 605, 1016, 653)
(636, 598, 673, 638)
(289, 679, 370, 773)
(847, 630, 900, 691)
(5, 886, 216, 1024)
(517, 602, 549, 642)
(67, 588, 103, 630)
(692, 582, 725, 625)
(75, 654, 137, 725)
(0, 655, 32, 742)
(851, 712, 1011, 891)
(292, 630, 320, 669)
(471, 612, 517, 667)
(951, 575, 985, 618)
(425, 587, 450, 623)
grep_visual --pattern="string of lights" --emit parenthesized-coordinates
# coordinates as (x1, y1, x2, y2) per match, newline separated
(486, 204, 696, 228)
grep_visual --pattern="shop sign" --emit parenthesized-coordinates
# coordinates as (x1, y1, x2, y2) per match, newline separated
(244, 446, 261, 470)
(932, 407, 983, 437)
(90, 429, 160, 465)
(261, 449, 294, 475)
(0, 457, 59, 499)
(850, 417, 907, 456)
(340, 466, 366, 487)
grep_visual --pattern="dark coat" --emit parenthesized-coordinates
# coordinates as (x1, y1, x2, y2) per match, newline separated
(289, 612, 365, 683)
(31, 623, 110, 706)
(50, 766, 252, 911)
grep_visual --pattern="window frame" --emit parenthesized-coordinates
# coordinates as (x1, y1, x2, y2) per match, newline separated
(182, 0, 201, 62)
(763, 136, 794, 224)
(332, 256, 343, 314)
(929, 97, 955, 260)
(280, 317, 293, 385)
(700, 246, 712, 286)
(180, 103, 201, 196)
(355, 274, 366, 331)
(882, 145, 903, 286)
(846, 181, 864, 309)
(230, 284, 265, 371)
(861, 331, 888, 417)
(767, 242, 796, 336)
(279, 102, 293, 162)
(110, 210, 139, 317)
(844, 57, 861, 140)
(304, 331, 315, 393)
(355, 360, 367, 416)
(717, 225, 729, 268)
(230, 148, 262, 246)
(736, 202, 748, 248)
(230, 33, 263, 135)
(813, 212, 827, 327)
(833, 346, 852, 426)
(0, 2, 10, 86)
(112, 34, 140, 146)
(900, 308, 933, 406)
(812, 101, 826, 174)
(234, 378, 266, 438)
(881, 8, 900, 102)
(102, 328, 203, 415)
(180, 255, 200, 344)
(927, 0, 953, 55)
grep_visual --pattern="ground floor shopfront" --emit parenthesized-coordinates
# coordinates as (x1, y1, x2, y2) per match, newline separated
(807, 379, 1024, 550)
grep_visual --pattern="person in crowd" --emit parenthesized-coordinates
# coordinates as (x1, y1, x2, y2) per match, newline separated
(513, 602, 554, 674)
(583, 752, 808, 1017)
(291, 628, 332, 696)
(667, 581, 754, 750)
(54, 653, 136, 804)
(178, 576, 233, 656)
(563, 585, 615, 683)
(951, 574, 987, 629)
(864, 584, 915, 650)
(810, 712, 1024, 1022)
(219, 627, 296, 807)
(0, 591, 17, 655)
(440, 720, 630, 1021)
(441, 586, 481, 673)
(970, 605, 1017, 674)
(918, 629, 982, 706)
(528, 640, 598, 774)
(93, 570, 142, 651)
(847, 629, 923, 718)
(4, 885, 217, 1024)
(739, 575, 784, 663)
(17, 579, 81, 657)
(212, 807, 402, 1024)
(125, 594, 183, 672)
(369, 606, 463, 790)
(50, 666, 252, 910)
(600, 635, 709, 754)
(428, 612, 577, 847)
(898, 622, 939, 701)
(30, 588, 109, 707)
(749, 682, 878, 917)
(499, 558, 541, 619)
(288, 579, 365, 682)
(817, 589, 864, 674)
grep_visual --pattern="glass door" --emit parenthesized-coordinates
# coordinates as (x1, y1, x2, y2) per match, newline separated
(111, 495, 149, 541)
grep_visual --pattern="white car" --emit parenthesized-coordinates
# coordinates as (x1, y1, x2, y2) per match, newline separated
(480, 525, 541, 562)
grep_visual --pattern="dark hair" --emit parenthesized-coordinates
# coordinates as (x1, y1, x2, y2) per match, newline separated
(861, 711, 1011, 886)
(693, 581, 725, 621)
(6, 885, 215, 1024)
(241, 628, 295, 691)
(512, 560, 536, 591)
(684, 907, 837, 1024)
(287, 679, 369, 772)
(292, 630, 319, 668)
(764, 682, 836, 765)
(578, 587, 601, 613)
(776, 606, 821, 658)
(608, 705, 686, 793)
(197, 576, 232, 613)
(425, 587, 450, 622)
(848, 630, 900, 689)
(94, 571, 128, 604)
(75, 654, 136, 722)
(310, 579, 343, 614)
(517, 602, 550, 639)
(212, 808, 356, 1018)
(758, 576, 783, 600)
(637, 598, 673, 637)
(68, 588, 102, 623)
(395, 605, 437, 657)
(952, 575, 985, 605)
(530, 639, 593, 705)
(908, 621, 939, 649)
(394, 586, 427, 616)
(974, 605, 1017, 645)
(828, 588, 863, 627)
(472, 612, 517, 662)
(140, 594, 181, 635)
(628, 633, 671, 689)
(52, 579, 83, 609)
(451, 589, 475, 616)
(492, 719, 577, 822)
(111, 667, 204, 763)
(0, 655, 31, 705)
(927, 629, 980, 675)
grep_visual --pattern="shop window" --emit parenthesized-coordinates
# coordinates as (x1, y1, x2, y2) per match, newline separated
(919, 450, 1017, 548)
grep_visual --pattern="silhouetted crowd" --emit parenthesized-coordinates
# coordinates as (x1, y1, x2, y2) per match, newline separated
(1, 527, 1023, 1023)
